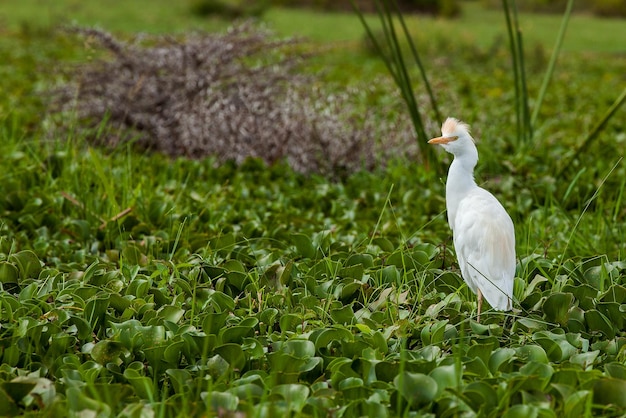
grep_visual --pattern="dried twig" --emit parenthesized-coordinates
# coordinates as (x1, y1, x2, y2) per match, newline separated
(61, 191, 106, 224)
(53, 24, 420, 176)
(99, 207, 133, 230)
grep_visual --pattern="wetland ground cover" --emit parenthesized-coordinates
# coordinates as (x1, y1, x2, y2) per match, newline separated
(0, 1, 625, 416)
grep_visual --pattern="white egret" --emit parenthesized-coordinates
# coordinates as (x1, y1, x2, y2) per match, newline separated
(428, 117, 515, 322)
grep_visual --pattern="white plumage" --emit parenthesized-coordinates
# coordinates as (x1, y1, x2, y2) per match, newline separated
(429, 117, 515, 321)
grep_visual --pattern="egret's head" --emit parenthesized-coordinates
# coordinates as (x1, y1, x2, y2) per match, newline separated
(428, 117, 475, 156)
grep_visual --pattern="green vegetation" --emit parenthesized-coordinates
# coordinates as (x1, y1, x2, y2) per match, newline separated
(3, 1, 626, 51)
(1, 0, 626, 416)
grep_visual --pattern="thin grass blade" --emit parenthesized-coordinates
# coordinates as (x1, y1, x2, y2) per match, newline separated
(559, 86, 626, 176)
(516, 28, 532, 141)
(502, 0, 522, 144)
(391, 0, 442, 122)
(352, 1, 399, 82)
(531, 0, 574, 126)
(379, 0, 423, 132)
(511, 1, 532, 141)
(556, 157, 623, 276)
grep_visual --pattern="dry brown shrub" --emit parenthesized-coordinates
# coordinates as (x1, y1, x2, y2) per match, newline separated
(54, 24, 419, 176)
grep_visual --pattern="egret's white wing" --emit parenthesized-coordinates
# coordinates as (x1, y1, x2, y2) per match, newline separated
(452, 188, 515, 310)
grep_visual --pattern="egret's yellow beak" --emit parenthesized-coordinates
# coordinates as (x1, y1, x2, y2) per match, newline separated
(428, 135, 458, 144)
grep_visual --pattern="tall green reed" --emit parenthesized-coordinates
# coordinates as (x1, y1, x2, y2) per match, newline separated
(355, 0, 625, 180)
(504, 0, 626, 168)
(352, 0, 441, 171)
(502, 0, 531, 143)
(531, 0, 573, 127)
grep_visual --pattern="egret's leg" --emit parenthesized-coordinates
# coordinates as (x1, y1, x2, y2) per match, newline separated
(477, 288, 483, 323)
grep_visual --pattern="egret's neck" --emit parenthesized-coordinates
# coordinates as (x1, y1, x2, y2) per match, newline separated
(446, 151, 478, 230)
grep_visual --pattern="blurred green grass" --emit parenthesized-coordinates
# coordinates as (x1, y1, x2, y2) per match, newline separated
(2, 1, 625, 53)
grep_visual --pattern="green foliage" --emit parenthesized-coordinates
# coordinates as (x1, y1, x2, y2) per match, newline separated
(189, 0, 269, 18)
(1, 1, 626, 416)
(487, 0, 577, 13)
(0, 126, 623, 415)
(399, 0, 461, 16)
(591, 0, 626, 17)
(484, 0, 626, 16)
(269, 0, 460, 16)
